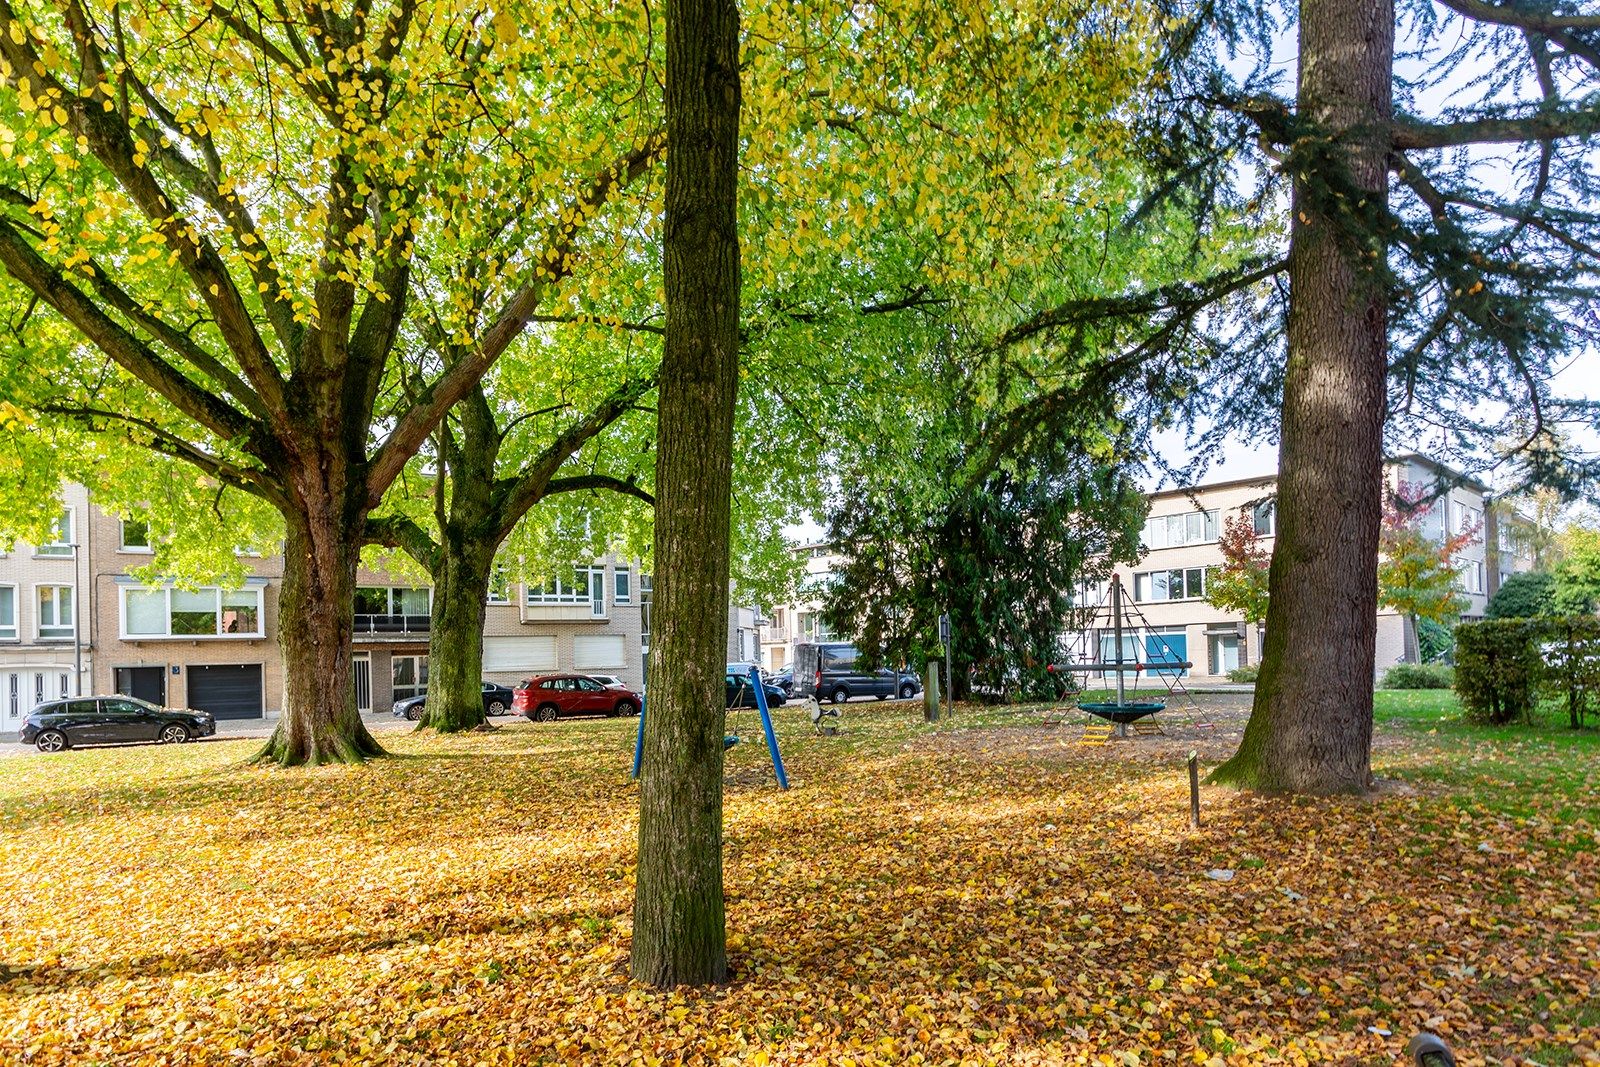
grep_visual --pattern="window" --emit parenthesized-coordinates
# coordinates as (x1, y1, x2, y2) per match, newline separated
(120, 518, 152, 552)
(1140, 510, 1219, 550)
(487, 566, 511, 604)
(1457, 560, 1486, 596)
(526, 567, 605, 615)
(1133, 568, 1208, 603)
(119, 586, 265, 638)
(38, 585, 74, 639)
(355, 587, 431, 617)
(1251, 501, 1275, 537)
(392, 655, 428, 701)
(614, 567, 632, 604)
(0, 585, 14, 640)
(640, 573, 653, 649)
(37, 508, 73, 556)
(799, 611, 837, 642)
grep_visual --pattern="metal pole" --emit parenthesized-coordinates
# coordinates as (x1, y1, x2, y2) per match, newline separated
(1112, 575, 1126, 706)
(750, 665, 788, 790)
(72, 542, 84, 696)
(943, 643, 953, 721)
(630, 695, 646, 780)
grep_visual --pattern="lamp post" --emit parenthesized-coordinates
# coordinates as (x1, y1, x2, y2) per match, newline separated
(71, 540, 84, 696)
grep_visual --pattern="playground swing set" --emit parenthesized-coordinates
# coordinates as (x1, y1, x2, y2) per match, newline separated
(630, 665, 790, 790)
(1047, 574, 1214, 745)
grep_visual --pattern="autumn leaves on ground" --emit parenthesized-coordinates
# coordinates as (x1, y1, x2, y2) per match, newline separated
(1, 697, 1596, 1066)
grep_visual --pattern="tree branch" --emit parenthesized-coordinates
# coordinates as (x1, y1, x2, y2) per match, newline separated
(366, 131, 666, 505)
(544, 473, 655, 507)
(1392, 107, 1600, 150)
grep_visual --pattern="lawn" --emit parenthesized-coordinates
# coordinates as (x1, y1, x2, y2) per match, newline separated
(1, 694, 1595, 1066)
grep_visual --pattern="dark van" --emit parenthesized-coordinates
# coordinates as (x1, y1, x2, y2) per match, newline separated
(793, 642, 921, 704)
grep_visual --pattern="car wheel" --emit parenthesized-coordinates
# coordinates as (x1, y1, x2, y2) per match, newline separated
(487, 700, 506, 716)
(536, 704, 559, 722)
(158, 723, 190, 744)
(406, 705, 421, 721)
(34, 729, 67, 753)
(899, 683, 915, 699)
(831, 686, 849, 705)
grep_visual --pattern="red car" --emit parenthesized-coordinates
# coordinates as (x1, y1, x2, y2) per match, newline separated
(514, 674, 641, 722)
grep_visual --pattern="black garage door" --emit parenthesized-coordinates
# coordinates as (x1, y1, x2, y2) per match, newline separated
(187, 664, 264, 720)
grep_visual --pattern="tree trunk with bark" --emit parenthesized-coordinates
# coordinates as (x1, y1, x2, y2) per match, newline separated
(422, 535, 495, 732)
(1212, 0, 1393, 794)
(631, 0, 741, 989)
(254, 470, 384, 766)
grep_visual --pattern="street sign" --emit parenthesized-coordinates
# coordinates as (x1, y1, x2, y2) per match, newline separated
(938, 613, 950, 642)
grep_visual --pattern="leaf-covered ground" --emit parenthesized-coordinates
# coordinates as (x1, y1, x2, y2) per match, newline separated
(1, 694, 1595, 1066)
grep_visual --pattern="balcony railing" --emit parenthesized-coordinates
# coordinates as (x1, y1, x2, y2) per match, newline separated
(762, 626, 791, 643)
(353, 613, 431, 635)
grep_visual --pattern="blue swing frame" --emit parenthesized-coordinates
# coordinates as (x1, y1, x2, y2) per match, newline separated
(631, 665, 789, 790)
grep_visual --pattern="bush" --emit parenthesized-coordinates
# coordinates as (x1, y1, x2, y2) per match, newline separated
(1226, 664, 1259, 683)
(1417, 618, 1455, 664)
(1382, 663, 1455, 689)
(1455, 616, 1600, 727)
(1485, 571, 1557, 620)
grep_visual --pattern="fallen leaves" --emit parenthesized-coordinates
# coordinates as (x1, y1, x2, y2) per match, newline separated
(0, 698, 1595, 1065)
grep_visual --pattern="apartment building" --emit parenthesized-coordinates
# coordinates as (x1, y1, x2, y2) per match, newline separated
(1, 485, 753, 725)
(1104, 454, 1536, 681)
(757, 542, 844, 673)
(756, 454, 1541, 683)
(1, 483, 93, 732)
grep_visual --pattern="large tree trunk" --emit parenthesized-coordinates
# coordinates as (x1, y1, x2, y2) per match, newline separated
(422, 535, 494, 733)
(631, 0, 741, 989)
(1211, 0, 1392, 794)
(254, 496, 384, 766)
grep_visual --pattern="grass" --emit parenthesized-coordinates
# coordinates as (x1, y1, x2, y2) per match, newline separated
(0, 697, 1595, 1066)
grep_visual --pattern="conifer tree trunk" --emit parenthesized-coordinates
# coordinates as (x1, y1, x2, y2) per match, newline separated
(631, 0, 741, 988)
(1212, 0, 1392, 794)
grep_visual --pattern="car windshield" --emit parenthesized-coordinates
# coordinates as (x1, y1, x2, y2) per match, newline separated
(123, 696, 163, 712)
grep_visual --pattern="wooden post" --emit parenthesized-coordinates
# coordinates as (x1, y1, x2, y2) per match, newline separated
(924, 661, 940, 723)
(1188, 751, 1201, 829)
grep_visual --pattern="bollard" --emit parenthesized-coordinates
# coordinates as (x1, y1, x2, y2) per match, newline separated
(1188, 751, 1201, 829)
(924, 661, 941, 722)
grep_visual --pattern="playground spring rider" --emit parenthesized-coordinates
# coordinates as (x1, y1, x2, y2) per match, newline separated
(630, 665, 789, 790)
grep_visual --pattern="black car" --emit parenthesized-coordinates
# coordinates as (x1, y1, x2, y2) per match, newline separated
(392, 682, 516, 721)
(768, 665, 794, 696)
(725, 673, 787, 709)
(20, 696, 216, 752)
(793, 642, 923, 703)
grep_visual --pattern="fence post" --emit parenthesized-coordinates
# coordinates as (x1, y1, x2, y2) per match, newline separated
(924, 661, 940, 722)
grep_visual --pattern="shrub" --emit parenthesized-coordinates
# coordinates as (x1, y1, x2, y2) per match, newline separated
(1226, 664, 1259, 683)
(1417, 618, 1455, 664)
(1485, 571, 1557, 620)
(1455, 620, 1542, 724)
(1455, 616, 1600, 727)
(1382, 663, 1455, 689)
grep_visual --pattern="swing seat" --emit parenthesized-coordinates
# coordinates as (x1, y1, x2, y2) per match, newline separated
(724, 734, 740, 750)
(1078, 700, 1165, 725)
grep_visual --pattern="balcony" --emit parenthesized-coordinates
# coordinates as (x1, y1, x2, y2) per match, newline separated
(353, 614, 431, 637)
(762, 626, 791, 644)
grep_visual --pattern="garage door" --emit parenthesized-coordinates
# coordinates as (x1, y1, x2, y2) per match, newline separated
(483, 636, 557, 673)
(574, 635, 626, 669)
(187, 664, 264, 719)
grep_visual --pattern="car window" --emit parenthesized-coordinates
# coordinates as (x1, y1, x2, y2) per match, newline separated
(66, 699, 97, 715)
(34, 701, 63, 716)
(538, 680, 555, 690)
(823, 646, 857, 670)
(578, 679, 602, 692)
(100, 699, 143, 715)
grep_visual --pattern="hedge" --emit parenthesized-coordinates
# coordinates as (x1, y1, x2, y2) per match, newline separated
(1454, 616, 1600, 727)
(1382, 663, 1455, 689)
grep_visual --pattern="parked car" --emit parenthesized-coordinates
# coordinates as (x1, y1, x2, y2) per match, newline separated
(792, 642, 922, 703)
(725, 670, 787, 709)
(768, 665, 794, 696)
(20, 696, 216, 752)
(515, 674, 642, 721)
(587, 675, 629, 690)
(392, 682, 516, 721)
